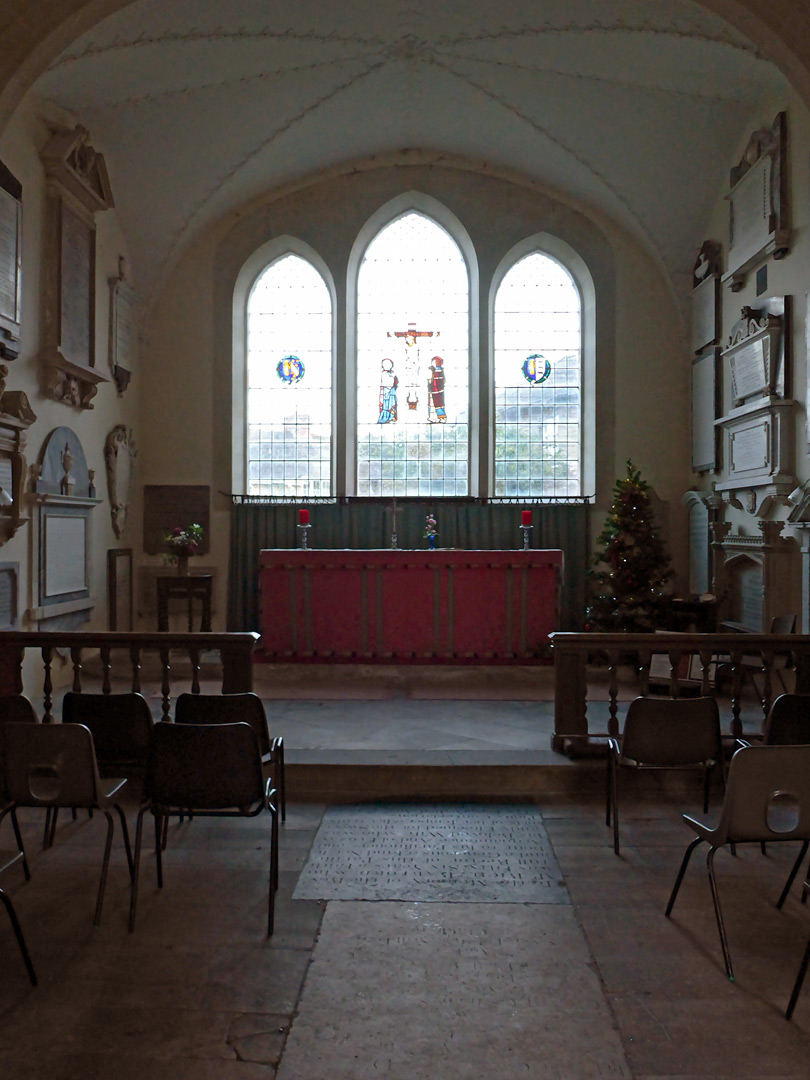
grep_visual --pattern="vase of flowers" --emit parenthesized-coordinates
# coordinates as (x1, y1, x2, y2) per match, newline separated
(163, 522, 203, 575)
(424, 514, 437, 550)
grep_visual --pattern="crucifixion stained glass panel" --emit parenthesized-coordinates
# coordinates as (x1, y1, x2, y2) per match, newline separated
(356, 212, 469, 497)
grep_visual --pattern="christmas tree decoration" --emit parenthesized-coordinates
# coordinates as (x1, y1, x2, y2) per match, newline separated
(585, 460, 673, 632)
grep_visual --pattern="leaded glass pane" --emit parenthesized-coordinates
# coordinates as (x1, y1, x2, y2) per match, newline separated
(494, 252, 581, 498)
(247, 254, 332, 496)
(357, 212, 469, 497)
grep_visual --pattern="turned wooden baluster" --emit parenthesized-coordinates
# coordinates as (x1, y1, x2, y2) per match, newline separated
(697, 648, 714, 696)
(100, 643, 112, 694)
(729, 647, 745, 740)
(189, 647, 201, 695)
(758, 648, 775, 717)
(159, 645, 172, 719)
(130, 645, 142, 694)
(70, 646, 83, 692)
(637, 649, 652, 696)
(606, 648, 621, 738)
(41, 645, 54, 723)
(667, 648, 683, 698)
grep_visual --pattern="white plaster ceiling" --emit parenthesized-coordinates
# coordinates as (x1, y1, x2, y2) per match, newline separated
(29, 0, 786, 310)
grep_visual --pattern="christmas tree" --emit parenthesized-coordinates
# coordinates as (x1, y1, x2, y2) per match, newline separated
(585, 460, 674, 632)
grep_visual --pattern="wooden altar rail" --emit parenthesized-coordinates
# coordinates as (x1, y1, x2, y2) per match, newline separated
(0, 631, 259, 723)
(549, 631, 810, 751)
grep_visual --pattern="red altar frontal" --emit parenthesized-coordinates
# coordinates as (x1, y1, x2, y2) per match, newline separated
(258, 549, 563, 663)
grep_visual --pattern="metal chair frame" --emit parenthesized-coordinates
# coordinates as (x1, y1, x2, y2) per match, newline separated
(606, 695, 724, 854)
(174, 692, 285, 821)
(129, 721, 278, 936)
(1, 722, 133, 926)
(0, 845, 36, 986)
(666, 744, 810, 983)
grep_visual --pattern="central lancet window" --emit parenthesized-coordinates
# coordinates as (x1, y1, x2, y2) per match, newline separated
(356, 211, 469, 496)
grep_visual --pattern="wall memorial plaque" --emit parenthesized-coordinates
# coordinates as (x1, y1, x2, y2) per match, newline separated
(691, 241, 721, 354)
(59, 202, 94, 367)
(730, 421, 769, 473)
(691, 347, 717, 472)
(37, 125, 112, 409)
(0, 161, 22, 361)
(109, 262, 137, 394)
(722, 112, 789, 292)
(0, 562, 19, 629)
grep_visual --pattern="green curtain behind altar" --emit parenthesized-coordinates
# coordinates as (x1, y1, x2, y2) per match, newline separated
(228, 500, 592, 635)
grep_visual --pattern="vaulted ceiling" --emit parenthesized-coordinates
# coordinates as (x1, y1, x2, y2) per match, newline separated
(26, 0, 786, 309)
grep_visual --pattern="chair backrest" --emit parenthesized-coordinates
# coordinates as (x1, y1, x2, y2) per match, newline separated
(62, 692, 154, 768)
(716, 744, 810, 844)
(174, 693, 271, 756)
(145, 721, 264, 811)
(620, 695, 722, 767)
(762, 694, 810, 746)
(0, 695, 39, 799)
(0, 695, 39, 726)
(770, 614, 797, 635)
(1, 723, 103, 807)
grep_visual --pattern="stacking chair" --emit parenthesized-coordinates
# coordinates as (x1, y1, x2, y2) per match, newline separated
(174, 692, 285, 821)
(0, 698, 36, 984)
(129, 721, 278, 936)
(606, 695, 724, 854)
(666, 744, 810, 982)
(62, 692, 154, 778)
(0, 694, 56, 846)
(759, 693, 810, 746)
(1, 723, 134, 926)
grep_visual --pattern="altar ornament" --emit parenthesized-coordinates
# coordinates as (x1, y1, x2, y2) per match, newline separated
(520, 510, 533, 551)
(297, 508, 311, 549)
(390, 496, 398, 549)
(424, 513, 438, 551)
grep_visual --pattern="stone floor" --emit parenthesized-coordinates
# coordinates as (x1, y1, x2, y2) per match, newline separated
(1, 665, 808, 1077)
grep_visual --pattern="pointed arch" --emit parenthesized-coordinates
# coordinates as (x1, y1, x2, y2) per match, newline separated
(347, 193, 478, 496)
(490, 233, 595, 498)
(232, 236, 336, 495)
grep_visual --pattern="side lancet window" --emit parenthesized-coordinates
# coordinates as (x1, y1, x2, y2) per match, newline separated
(247, 253, 332, 496)
(493, 252, 582, 497)
(356, 211, 469, 497)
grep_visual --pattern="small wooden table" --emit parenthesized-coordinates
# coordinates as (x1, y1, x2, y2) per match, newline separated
(157, 574, 213, 632)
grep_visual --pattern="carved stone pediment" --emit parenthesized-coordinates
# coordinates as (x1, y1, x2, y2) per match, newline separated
(39, 125, 113, 214)
(722, 306, 783, 406)
(723, 112, 790, 292)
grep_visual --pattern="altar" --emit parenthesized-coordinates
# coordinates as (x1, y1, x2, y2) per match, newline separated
(258, 549, 563, 663)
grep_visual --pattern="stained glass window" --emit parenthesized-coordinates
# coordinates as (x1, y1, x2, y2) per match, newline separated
(493, 252, 581, 497)
(356, 212, 469, 497)
(247, 254, 332, 496)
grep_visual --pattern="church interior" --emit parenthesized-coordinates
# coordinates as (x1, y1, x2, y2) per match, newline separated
(4, 1, 810, 1076)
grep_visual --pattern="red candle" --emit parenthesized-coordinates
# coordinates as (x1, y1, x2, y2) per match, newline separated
(522, 510, 532, 526)
(299, 509, 309, 525)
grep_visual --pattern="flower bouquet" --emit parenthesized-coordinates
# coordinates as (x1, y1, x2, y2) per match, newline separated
(163, 522, 203, 574)
(423, 514, 437, 550)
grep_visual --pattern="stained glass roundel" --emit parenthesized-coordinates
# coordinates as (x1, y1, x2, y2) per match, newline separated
(277, 355, 305, 384)
(522, 354, 551, 385)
